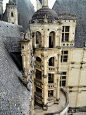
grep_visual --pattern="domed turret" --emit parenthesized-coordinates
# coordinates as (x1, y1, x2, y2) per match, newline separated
(30, 0, 59, 23)
(31, 6, 59, 23)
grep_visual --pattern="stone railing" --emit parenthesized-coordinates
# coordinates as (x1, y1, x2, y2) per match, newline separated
(48, 83, 56, 89)
(44, 88, 69, 115)
(48, 66, 55, 73)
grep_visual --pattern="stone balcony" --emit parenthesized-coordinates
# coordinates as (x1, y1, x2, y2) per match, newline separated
(34, 88, 69, 115)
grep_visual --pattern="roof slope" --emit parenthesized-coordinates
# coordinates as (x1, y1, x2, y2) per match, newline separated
(0, 21, 31, 115)
(0, 21, 24, 52)
(13, 0, 35, 29)
(53, 0, 86, 48)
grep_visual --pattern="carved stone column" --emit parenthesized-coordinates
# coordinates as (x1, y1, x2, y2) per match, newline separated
(43, 57, 48, 110)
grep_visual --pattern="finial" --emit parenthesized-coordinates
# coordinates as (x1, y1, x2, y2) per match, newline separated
(42, 0, 48, 6)
(43, 15, 48, 22)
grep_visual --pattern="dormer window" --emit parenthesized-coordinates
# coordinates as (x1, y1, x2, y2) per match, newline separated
(62, 26, 69, 42)
(11, 12, 14, 17)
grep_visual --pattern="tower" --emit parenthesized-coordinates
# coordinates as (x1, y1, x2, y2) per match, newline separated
(6, 0, 18, 25)
(0, 0, 3, 18)
(29, 0, 69, 114)
(20, 0, 70, 114)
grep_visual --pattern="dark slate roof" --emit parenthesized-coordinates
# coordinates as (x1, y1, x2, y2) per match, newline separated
(0, 22, 31, 115)
(31, 6, 59, 23)
(13, 0, 35, 29)
(53, 0, 86, 48)
(0, 21, 24, 52)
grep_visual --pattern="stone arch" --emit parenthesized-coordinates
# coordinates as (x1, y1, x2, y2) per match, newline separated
(49, 31, 56, 48)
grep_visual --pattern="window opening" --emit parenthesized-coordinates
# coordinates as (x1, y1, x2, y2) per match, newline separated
(11, 12, 14, 17)
(49, 32, 55, 48)
(60, 72, 66, 87)
(61, 51, 68, 62)
(62, 26, 69, 42)
(49, 57, 54, 66)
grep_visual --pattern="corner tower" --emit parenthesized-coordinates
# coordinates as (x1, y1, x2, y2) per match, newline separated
(30, 0, 69, 114)
(6, 0, 18, 25)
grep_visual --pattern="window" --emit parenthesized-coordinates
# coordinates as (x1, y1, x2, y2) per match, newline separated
(36, 31, 41, 45)
(61, 51, 68, 62)
(60, 72, 66, 87)
(62, 26, 69, 42)
(49, 31, 55, 48)
(11, 12, 14, 17)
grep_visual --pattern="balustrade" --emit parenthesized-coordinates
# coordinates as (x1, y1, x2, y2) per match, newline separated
(48, 83, 56, 89)
(48, 66, 55, 73)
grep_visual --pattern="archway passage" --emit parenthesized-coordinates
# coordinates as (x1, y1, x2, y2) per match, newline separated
(49, 57, 54, 66)
(49, 31, 55, 48)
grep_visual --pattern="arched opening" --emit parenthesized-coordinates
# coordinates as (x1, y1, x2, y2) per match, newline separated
(49, 57, 54, 66)
(49, 31, 55, 48)
(36, 57, 41, 62)
(36, 31, 41, 46)
(11, 12, 14, 17)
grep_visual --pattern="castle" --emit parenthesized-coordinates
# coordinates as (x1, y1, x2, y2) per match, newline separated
(0, 0, 86, 115)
